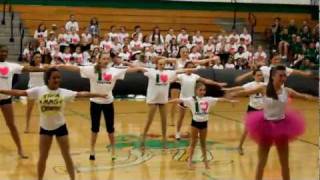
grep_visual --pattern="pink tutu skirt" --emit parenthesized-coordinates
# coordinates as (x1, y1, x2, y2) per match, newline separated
(245, 109, 305, 145)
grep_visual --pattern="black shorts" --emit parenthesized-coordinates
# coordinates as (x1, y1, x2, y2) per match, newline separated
(0, 98, 12, 106)
(170, 82, 181, 90)
(247, 105, 261, 112)
(40, 124, 68, 137)
(90, 102, 115, 133)
(191, 120, 208, 129)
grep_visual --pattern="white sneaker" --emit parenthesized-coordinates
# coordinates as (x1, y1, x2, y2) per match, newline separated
(175, 133, 181, 140)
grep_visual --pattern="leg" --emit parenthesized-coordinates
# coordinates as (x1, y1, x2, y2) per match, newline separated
(25, 99, 35, 133)
(56, 136, 75, 180)
(238, 129, 248, 155)
(159, 104, 168, 148)
(278, 42, 283, 56)
(141, 104, 157, 148)
(38, 135, 53, 180)
(275, 140, 290, 180)
(102, 103, 116, 160)
(188, 126, 198, 170)
(176, 106, 186, 140)
(90, 102, 102, 159)
(255, 143, 271, 180)
(284, 42, 289, 58)
(169, 88, 180, 126)
(199, 128, 209, 169)
(1, 104, 27, 158)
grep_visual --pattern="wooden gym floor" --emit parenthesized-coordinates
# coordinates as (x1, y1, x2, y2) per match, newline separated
(0, 98, 318, 180)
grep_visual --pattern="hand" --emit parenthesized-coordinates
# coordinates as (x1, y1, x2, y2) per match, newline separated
(218, 82, 227, 87)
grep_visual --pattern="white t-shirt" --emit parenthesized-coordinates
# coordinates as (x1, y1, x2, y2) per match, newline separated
(177, 34, 189, 44)
(100, 40, 113, 52)
(65, 21, 79, 32)
(165, 34, 176, 44)
(263, 87, 288, 120)
(177, 73, 200, 98)
(242, 81, 264, 110)
(80, 66, 127, 104)
(29, 71, 44, 88)
(0, 62, 23, 100)
(181, 96, 218, 122)
(27, 86, 77, 130)
(225, 63, 235, 69)
(144, 68, 177, 104)
(260, 66, 293, 83)
(213, 64, 224, 69)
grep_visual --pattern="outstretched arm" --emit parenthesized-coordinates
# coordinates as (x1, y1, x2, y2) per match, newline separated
(126, 66, 147, 73)
(22, 64, 51, 73)
(76, 92, 108, 98)
(291, 69, 315, 78)
(56, 64, 81, 73)
(222, 86, 244, 92)
(286, 88, 318, 101)
(0, 89, 27, 96)
(198, 77, 227, 88)
(227, 84, 265, 98)
(168, 98, 183, 104)
(235, 71, 253, 83)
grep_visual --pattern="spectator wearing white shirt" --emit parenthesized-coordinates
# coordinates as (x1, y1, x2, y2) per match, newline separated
(80, 28, 92, 51)
(240, 27, 252, 45)
(225, 58, 235, 69)
(65, 14, 79, 32)
(192, 30, 204, 47)
(188, 46, 202, 60)
(213, 57, 224, 69)
(165, 28, 176, 45)
(100, 34, 113, 53)
(253, 45, 267, 67)
(34, 23, 48, 41)
(167, 38, 179, 58)
(129, 33, 143, 51)
(57, 26, 68, 52)
(177, 28, 189, 46)
(69, 29, 80, 52)
(111, 37, 122, 54)
(46, 33, 58, 53)
(132, 25, 143, 41)
(203, 36, 216, 57)
(119, 45, 131, 61)
(118, 26, 129, 44)
(228, 29, 240, 43)
(108, 25, 119, 42)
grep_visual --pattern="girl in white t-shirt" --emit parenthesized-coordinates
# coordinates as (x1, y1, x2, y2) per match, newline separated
(58, 52, 145, 161)
(175, 62, 227, 140)
(141, 58, 195, 151)
(223, 69, 264, 155)
(25, 52, 45, 133)
(0, 67, 107, 180)
(0, 45, 50, 159)
(169, 82, 235, 169)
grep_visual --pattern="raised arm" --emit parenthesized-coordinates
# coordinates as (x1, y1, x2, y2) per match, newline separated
(286, 88, 318, 101)
(0, 89, 27, 97)
(198, 77, 227, 88)
(126, 66, 147, 73)
(76, 91, 108, 98)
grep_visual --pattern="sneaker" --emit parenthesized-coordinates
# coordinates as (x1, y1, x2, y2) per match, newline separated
(175, 133, 181, 140)
(89, 154, 95, 161)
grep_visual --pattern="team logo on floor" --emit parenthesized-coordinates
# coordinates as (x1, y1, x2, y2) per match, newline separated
(53, 134, 230, 174)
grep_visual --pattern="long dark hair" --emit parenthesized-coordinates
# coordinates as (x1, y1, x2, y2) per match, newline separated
(44, 67, 59, 85)
(151, 26, 161, 44)
(29, 51, 41, 66)
(266, 65, 286, 100)
(176, 46, 187, 59)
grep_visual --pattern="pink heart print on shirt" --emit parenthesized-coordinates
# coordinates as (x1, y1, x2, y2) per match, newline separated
(0, 66, 9, 76)
(160, 74, 168, 83)
(200, 101, 209, 113)
(103, 73, 112, 81)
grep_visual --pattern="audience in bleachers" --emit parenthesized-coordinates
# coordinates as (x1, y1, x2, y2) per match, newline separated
(23, 14, 319, 71)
